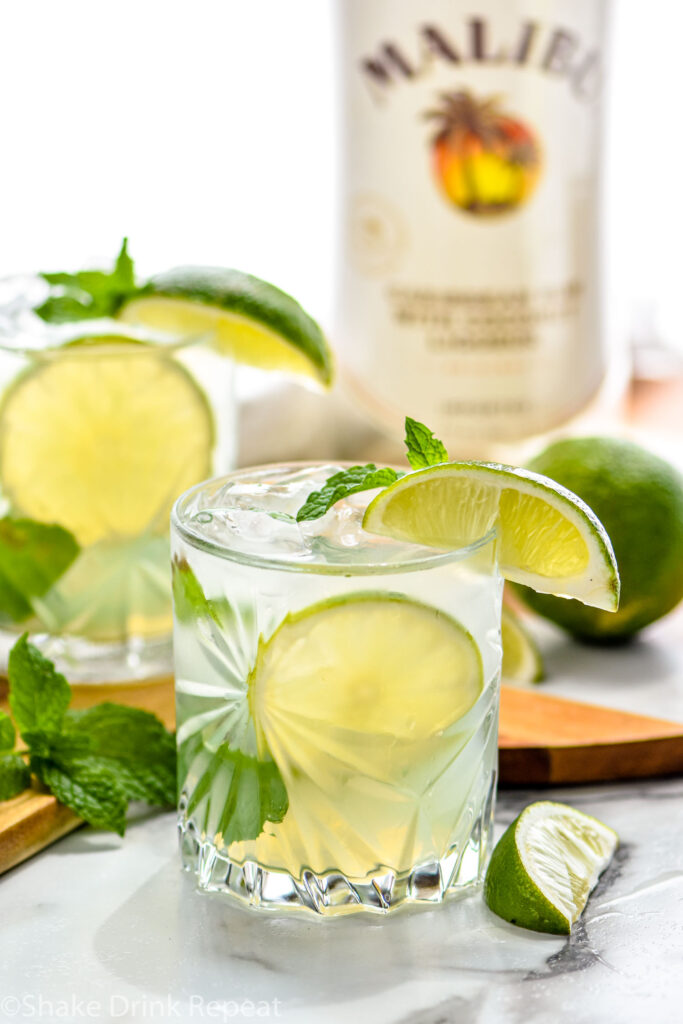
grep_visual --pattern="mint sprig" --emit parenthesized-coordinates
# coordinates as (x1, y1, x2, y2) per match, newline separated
(8, 634, 71, 734)
(0, 754, 31, 800)
(296, 464, 403, 522)
(0, 517, 79, 625)
(0, 709, 16, 752)
(0, 635, 176, 834)
(31, 757, 129, 835)
(34, 238, 145, 324)
(64, 704, 176, 806)
(0, 710, 30, 800)
(295, 417, 450, 521)
(404, 416, 449, 469)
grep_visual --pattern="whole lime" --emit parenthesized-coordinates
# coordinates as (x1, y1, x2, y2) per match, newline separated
(515, 437, 683, 642)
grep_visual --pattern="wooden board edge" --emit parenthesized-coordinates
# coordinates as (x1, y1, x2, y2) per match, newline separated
(0, 792, 82, 876)
(499, 734, 683, 786)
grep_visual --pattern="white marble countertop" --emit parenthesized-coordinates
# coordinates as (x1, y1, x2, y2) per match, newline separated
(2, 778, 682, 1024)
(2, 609, 683, 1023)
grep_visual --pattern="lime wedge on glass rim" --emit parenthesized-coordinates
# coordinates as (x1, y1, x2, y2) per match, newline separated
(484, 801, 619, 934)
(119, 267, 333, 387)
(362, 462, 620, 611)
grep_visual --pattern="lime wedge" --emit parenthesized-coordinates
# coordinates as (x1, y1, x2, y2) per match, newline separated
(119, 267, 333, 387)
(484, 801, 618, 934)
(363, 463, 620, 611)
(233, 592, 484, 877)
(501, 606, 544, 684)
(0, 335, 214, 546)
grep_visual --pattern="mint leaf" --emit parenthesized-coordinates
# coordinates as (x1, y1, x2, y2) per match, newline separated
(34, 238, 142, 324)
(0, 710, 15, 752)
(8, 635, 71, 735)
(31, 755, 128, 835)
(0, 754, 30, 800)
(114, 237, 135, 290)
(1, 637, 176, 831)
(296, 464, 403, 522)
(0, 517, 80, 625)
(21, 728, 92, 761)
(186, 745, 288, 845)
(31, 295, 97, 324)
(172, 557, 220, 626)
(64, 704, 176, 806)
(404, 416, 449, 469)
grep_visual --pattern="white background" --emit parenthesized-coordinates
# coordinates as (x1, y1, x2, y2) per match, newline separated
(0, 0, 680, 355)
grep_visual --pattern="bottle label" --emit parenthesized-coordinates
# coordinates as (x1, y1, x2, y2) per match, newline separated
(337, 0, 608, 447)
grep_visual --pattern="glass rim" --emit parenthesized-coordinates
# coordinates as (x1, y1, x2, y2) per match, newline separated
(0, 329, 210, 358)
(171, 462, 498, 576)
(0, 272, 208, 357)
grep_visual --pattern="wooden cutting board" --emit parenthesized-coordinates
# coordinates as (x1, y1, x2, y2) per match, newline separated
(1, 679, 682, 875)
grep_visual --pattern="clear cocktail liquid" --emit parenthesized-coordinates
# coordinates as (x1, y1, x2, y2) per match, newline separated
(173, 464, 502, 915)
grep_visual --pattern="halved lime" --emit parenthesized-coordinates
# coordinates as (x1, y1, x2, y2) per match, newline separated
(119, 267, 333, 387)
(501, 606, 544, 684)
(363, 463, 620, 611)
(0, 335, 214, 546)
(484, 801, 618, 934)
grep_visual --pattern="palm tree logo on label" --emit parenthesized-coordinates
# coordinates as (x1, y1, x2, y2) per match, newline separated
(425, 90, 542, 216)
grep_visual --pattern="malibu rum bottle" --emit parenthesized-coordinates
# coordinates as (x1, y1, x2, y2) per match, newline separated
(336, 0, 611, 458)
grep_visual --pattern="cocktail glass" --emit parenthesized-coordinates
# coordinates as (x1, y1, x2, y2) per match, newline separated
(0, 274, 234, 682)
(173, 463, 502, 916)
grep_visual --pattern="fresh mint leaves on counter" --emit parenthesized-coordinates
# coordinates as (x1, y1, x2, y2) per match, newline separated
(0, 517, 79, 625)
(64, 704, 176, 807)
(404, 415, 449, 469)
(0, 635, 176, 834)
(0, 709, 16, 752)
(0, 710, 30, 799)
(34, 238, 146, 324)
(7, 633, 71, 734)
(295, 416, 451, 522)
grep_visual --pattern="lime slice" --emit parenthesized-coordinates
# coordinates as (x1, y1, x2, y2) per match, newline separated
(0, 336, 214, 546)
(363, 463, 620, 611)
(250, 592, 482, 751)
(119, 267, 333, 387)
(233, 592, 484, 877)
(501, 606, 544, 684)
(484, 801, 618, 934)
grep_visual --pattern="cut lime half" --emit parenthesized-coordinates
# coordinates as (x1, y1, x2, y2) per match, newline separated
(363, 463, 620, 611)
(484, 801, 618, 934)
(119, 267, 333, 387)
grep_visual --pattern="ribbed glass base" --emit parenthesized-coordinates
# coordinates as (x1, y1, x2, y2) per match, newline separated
(179, 768, 496, 917)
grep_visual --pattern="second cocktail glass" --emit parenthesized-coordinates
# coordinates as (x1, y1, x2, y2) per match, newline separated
(0, 276, 234, 681)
